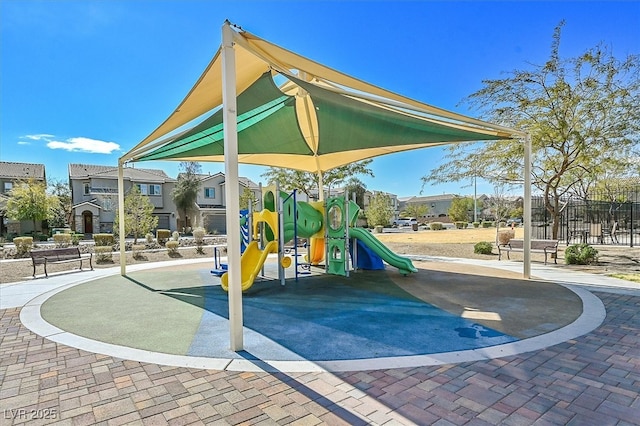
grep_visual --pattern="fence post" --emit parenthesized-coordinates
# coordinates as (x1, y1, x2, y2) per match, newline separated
(631, 200, 634, 248)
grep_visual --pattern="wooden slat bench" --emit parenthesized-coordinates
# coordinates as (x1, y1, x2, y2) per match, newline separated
(30, 247, 93, 278)
(497, 239, 559, 265)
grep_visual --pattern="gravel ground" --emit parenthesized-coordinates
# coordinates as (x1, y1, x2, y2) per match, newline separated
(1, 234, 639, 285)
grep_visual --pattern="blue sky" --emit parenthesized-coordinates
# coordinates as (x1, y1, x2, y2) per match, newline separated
(1, 1, 638, 197)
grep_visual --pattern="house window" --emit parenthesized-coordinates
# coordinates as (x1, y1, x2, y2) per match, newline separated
(83, 182, 90, 195)
(3, 182, 13, 193)
(136, 184, 148, 195)
(149, 184, 161, 196)
(204, 187, 215, 198)
(102, 197, 113, 212)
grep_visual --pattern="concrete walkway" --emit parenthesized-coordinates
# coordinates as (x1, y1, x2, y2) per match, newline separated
(1, 258, 639, 425)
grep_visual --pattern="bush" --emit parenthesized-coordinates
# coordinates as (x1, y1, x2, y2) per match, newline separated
(454, 221, 468, 229)
(132, 244, 146, 260)
(145, 232, 154, 244)
(497, 230, 515, 245)
(71, 233, 81, 245)
(94, 233, 114, 247)
(156, 229, 171, 245)
(482, 221, 494, 228)
(172, 231, 180, 241)
(429, 222, 444, 231)
(13, 236, 33, 257)
(474, 241, 493, 255)
(472, 222, 480, 228)
(193, 227, 206, 254)
(53, 233, 72, 248)
(94, 246, 113, 263)
(166, 240, 180, 255)
(565, 244, 598, 265)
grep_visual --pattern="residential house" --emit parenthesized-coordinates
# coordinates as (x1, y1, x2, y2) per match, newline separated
(0, 161, 47, 236)
(69, 164, 177, 235)
(187, 172, 260, 234)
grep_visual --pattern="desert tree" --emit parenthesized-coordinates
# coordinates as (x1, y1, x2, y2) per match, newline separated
(171, 162, 202, 229)
(422, 21, 640, 239)
(5, 178, 58, 233)
(262, 160, 374, 199)
(114, 186, 158, 244)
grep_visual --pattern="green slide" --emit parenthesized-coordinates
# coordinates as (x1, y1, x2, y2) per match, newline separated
(349, 227, 418, 275)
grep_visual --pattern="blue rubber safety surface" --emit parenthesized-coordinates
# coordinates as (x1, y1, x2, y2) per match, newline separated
(177, 271, 516, 361)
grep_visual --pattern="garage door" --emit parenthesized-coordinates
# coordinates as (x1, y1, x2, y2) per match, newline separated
(155, 214, 170, 230)
(205, 213, 227, 234)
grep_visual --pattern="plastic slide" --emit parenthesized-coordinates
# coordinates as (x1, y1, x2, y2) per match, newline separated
(308, 237, 325, 265)
(349, 227, 418, 275)
(221, 240, 278, 291)
(350, 239, 385, 270)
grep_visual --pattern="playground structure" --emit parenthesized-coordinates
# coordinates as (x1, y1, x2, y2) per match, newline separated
(220, 186, 417, 291)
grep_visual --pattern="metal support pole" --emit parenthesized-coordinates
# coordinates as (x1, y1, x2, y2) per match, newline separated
(221, 21, 243, 351)
(117, 160, 126, 276)
(523, 134, 532, 279)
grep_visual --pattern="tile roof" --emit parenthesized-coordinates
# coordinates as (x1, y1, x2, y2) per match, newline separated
(0, 161, 46, 180)
(68, 164, 175, 182)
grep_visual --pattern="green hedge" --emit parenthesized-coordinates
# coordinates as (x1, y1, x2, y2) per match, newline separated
(474, 241, 493, 255)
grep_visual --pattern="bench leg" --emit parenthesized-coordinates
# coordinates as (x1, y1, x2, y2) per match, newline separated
(33, 263, 36, 278)
(44, 260, 48, 278)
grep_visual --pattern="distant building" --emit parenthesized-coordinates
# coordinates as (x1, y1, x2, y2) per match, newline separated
(69, 164, 177, 235)
(185, 172, 260, 234)
(398, 194, 458, 222)
(0, 161, 47, 236)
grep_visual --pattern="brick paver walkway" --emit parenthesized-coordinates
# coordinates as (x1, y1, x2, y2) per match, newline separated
(1, 290, 639, 425)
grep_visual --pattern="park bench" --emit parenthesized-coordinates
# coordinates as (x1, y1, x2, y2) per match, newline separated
(497, 239, 559, 265)
(30, 247, 93, 278)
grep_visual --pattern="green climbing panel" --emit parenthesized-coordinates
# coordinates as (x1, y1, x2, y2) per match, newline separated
(327, 239, 347, 276)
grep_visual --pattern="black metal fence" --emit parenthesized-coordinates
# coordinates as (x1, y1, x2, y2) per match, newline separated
(531, 187, 640, 247)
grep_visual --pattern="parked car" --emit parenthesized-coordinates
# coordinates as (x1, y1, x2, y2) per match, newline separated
(506, 218, 522, 226)
(394, 217, 418, 227)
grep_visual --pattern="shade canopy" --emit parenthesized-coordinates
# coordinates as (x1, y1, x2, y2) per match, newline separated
(122, 24, 524, 170)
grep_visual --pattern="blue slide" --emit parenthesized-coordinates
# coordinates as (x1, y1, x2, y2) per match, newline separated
(349, 228, 418, 275)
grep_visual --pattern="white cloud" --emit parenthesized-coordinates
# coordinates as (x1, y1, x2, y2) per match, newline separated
(17, 141, 31, 145)
(24, 134, 54, 141)
(47, 137, 121, 154)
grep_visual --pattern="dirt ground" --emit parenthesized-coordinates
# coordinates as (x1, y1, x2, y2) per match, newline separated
(1, 229, 639, 285)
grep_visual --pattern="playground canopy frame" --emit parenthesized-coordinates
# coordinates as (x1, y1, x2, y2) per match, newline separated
(118, 21, 531, 352)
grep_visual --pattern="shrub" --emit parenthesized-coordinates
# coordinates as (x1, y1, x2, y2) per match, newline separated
(474, 241, 493, 255)
(94, 233, 114, 247)
(71, 233, 81, 245)
(429, 222, 444, 231)
(94, 246, 113, 263)
(472, 222, 480, 228)
(193, 227, 206, 254)
(166, 240, 180, 255)
(497, 230, 515, 245)
(172, 231, 180, 241)
(145, 232, 154, 244)
(156, 229, 171, 245)
(482, 221, 494, 228)
(53, 233, 72, 248)
(34, 233, 48, 241)
(132, 244, 146, 260)
(13, 236, 33, 257)
(454, 221, 468, 229)
(565, 244, 598, 265)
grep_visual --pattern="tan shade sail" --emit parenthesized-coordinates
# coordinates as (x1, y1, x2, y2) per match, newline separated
(123, 23, 524, 168)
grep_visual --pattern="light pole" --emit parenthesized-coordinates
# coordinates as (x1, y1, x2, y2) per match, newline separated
(473, 175, 478, 223)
